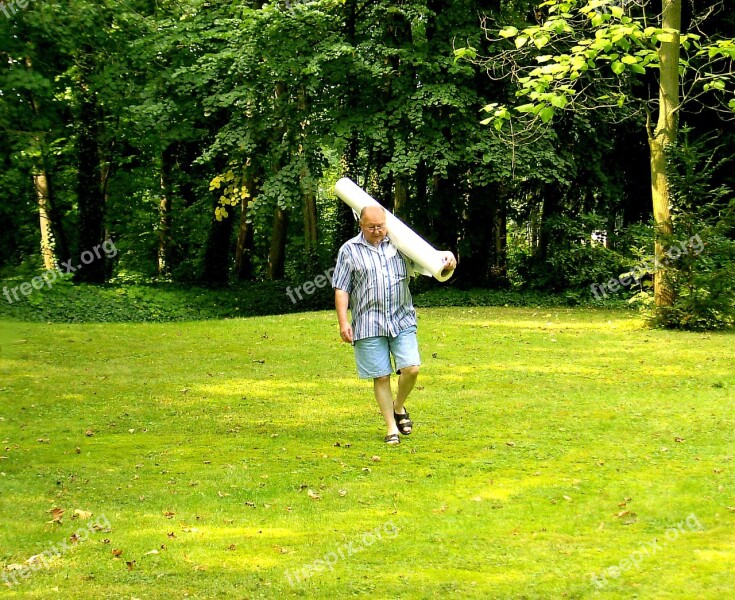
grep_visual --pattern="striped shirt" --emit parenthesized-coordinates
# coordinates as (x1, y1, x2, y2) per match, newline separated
(332, 233, 417, 341)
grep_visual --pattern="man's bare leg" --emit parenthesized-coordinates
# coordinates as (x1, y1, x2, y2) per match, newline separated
(374, 375, 400, 439)
(394, 365, 418, 413)
(394, 366, 418, 434)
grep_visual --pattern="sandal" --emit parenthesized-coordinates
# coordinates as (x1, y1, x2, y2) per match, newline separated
(394, 410, 413, 435)
(384, 433, 400, 445)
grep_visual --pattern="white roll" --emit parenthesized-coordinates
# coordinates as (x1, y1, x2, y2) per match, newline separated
(334, 177, 455, 282)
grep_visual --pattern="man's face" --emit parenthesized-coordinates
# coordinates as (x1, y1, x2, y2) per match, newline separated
(360, 208, 387, 246)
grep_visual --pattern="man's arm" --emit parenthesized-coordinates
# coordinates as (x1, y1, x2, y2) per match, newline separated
(335, 289, 353, 344)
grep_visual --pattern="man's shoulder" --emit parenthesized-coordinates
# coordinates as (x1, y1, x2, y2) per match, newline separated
(338, 233, 364, 254)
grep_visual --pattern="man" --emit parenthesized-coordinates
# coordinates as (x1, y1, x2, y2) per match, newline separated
(332, 205, 457, 445)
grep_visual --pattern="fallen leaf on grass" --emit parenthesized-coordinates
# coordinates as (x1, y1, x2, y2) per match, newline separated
(144, 549, 159, 555)
(307, 490, 321, 500)
(371, 455, 381, 462)
(73, 509, 93, 520)
(48, 507, 64, 524)
(112, 549, 123, 557)
(126, 561, 136, 571)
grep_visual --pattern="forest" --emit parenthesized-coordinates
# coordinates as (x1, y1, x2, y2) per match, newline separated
(1, 0, 734, 327)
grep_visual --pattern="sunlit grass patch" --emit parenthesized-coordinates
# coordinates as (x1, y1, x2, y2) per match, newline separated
(0, 308, 733, 598)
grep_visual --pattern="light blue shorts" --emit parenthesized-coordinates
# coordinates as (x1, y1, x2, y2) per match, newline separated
(353, 326, 421, 379)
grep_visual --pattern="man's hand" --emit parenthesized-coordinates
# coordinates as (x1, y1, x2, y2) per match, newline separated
(339, 323, 354, 344)
(441, 251, 457, 271)
(335, 289, 353, 343)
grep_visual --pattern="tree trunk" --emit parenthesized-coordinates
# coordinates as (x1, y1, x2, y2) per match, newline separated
(75, 60, 106, 283)
(202, 203, 234, 285)
(267, 206, 289, 279)
(462, 184, 508, 288)
(334, 0, 361, 247)
(157, 144, 176, 278)
(337, 137, 360, 245)
(34, 170, 56, 271)
(649, 0, 681, 307)
(297, 86, 318, 259)
(393, 175, 408, 221)
(25, 56, 69, 267)
(303, 184, 318, 252)
(235, 170, 256, 281)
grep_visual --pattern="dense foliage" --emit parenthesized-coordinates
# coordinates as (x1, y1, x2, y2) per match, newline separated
(1, 0, 733, 328)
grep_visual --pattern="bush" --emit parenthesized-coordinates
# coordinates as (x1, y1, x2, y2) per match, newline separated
(637, 131, 735, 331)
(509, 213, 647, 298)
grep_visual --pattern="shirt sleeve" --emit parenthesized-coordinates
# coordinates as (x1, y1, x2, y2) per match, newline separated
(331, 246, 353, 293)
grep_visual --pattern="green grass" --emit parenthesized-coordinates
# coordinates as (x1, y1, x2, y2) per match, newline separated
(1, 307, 733, 599)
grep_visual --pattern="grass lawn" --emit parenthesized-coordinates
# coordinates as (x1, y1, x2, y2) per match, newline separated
(1, 307, 733, 599)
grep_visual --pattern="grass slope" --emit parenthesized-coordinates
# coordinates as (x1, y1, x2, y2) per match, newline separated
(0, 307, 733, 599)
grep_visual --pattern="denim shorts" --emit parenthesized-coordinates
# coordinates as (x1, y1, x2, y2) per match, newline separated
(353, 326, 421, 379)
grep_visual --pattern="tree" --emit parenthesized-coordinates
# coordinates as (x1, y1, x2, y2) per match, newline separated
(458, 0, 735, 305)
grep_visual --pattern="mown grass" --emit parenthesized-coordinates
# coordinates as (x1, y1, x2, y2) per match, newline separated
(0, 307, 733, 599)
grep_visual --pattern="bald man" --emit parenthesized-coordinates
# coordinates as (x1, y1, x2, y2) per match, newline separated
(332, 205, 457, 445)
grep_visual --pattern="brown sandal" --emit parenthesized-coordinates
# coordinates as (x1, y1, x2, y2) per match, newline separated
(394, 410, 413, 435)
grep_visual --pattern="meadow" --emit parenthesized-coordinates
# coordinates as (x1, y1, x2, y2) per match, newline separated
(1, 307, 733, 598)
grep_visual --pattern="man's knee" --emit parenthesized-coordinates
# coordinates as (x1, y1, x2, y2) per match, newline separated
(374, 374, 391, 384)
(400, 365, 419, 377)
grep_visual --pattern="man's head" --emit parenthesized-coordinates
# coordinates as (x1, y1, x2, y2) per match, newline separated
(359, 206, 387, 246)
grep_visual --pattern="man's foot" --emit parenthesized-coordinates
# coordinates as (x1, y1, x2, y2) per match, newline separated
(384, 433, 400, 445)
(394, 409, 413, 435)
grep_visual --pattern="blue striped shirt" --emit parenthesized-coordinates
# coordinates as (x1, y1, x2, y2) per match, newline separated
(332, 233, 417, 341)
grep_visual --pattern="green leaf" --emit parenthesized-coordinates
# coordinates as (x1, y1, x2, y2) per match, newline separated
(539, 106, 555, 123)
(549, 94, 567, 109)
(611, 61, 625, 75)
(629, 63, 646, 75)
(516, 103, 536, 114)
(621, 55, 639, 64)
(534, 35, 550, 49)
(657, 33, 675, 43)
(515, 36, 529, 49)
(500, 26, 519, 38)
